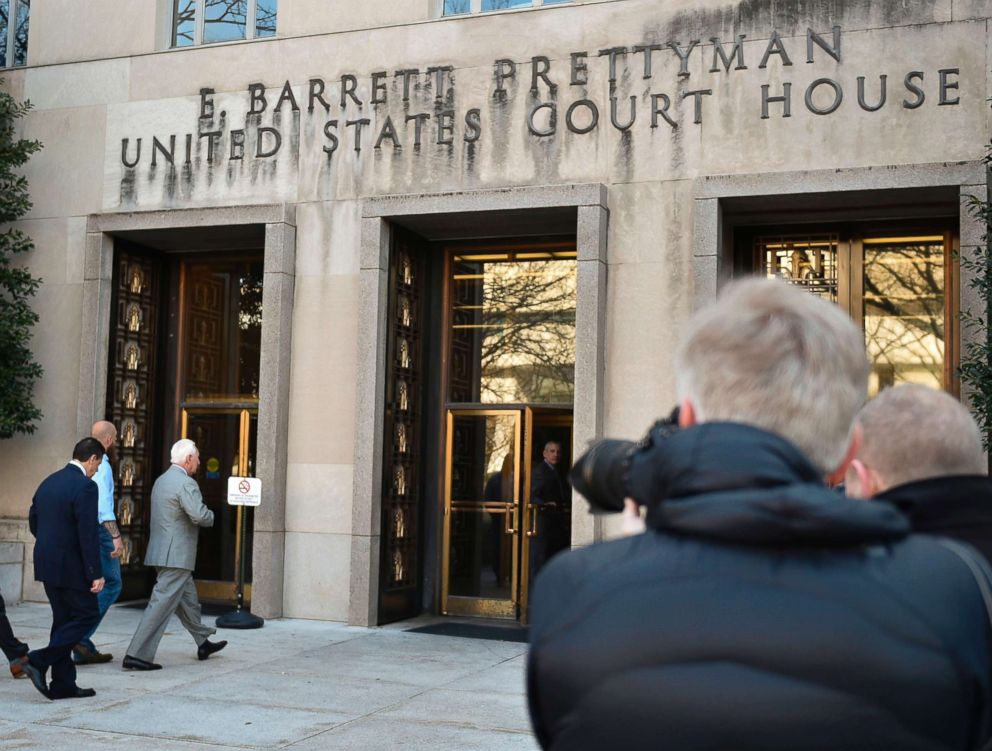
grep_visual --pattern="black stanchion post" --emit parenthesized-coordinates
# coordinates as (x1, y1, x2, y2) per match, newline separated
(217, 502, 264, 629)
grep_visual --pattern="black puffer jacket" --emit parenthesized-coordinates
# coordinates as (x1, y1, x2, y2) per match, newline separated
(879, 475, 992, 569)
(528, 423, 992, 751)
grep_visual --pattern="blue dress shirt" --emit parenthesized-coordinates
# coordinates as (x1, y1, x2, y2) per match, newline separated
(94, 454, 116, 523)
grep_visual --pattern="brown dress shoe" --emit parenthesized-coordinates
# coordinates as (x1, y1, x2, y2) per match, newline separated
(9, 655, 28, 679)
(72, 645, 113, 665)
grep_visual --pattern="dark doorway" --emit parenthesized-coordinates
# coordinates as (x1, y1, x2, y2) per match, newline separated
(104, 229, 265, 603)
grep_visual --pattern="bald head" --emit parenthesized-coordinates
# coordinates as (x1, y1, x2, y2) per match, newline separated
(849, 384, 986, 497)
(91, 420, 117, 451)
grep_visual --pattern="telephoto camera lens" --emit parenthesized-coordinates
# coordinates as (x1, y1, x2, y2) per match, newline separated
(569, 439, 637, 513)
(569, 407, 681, 514)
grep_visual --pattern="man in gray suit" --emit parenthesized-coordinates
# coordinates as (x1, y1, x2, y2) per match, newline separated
(123, 439, 227, 670)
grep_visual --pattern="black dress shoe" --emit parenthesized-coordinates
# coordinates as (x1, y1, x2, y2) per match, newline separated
(51, 687, 96, 699)
(21, 661, 52, 701)
(197, 639, 227, 661)
(122, 655, 162, 671)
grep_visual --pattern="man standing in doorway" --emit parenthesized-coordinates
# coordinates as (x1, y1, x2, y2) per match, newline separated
(73, 420, 122, 665)
(123, 439, 226, 670)
(529, 441, 569, 582)
(22, 438, 105, 700)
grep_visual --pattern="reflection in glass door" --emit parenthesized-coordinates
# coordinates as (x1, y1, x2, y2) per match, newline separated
(861, 236, 949, 391)
(443, 410, 522, 618)
(757, 231, 957, 395)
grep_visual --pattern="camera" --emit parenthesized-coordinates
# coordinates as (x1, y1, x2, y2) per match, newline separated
(568, 407, 680, 513)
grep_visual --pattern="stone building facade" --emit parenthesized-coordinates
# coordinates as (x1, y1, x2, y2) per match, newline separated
(0, 0, 988, 626)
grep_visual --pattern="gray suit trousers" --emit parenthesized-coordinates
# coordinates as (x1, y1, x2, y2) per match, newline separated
(127, 567, 215, 662)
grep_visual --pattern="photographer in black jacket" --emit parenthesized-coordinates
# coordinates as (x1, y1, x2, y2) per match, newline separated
(527, 279, 992, 751)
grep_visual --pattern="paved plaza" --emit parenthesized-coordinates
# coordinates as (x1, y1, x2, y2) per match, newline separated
(0, 602, 538, 750)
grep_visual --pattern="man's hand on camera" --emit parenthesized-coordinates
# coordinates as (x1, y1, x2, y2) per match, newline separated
(621, 498, 646, 536)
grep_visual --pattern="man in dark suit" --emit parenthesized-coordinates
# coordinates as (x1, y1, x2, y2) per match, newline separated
(529, 441, 570, 583)
(22, 438, 106, 700)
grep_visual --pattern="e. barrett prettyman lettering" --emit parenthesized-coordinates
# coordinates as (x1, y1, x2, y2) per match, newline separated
(118, 26, 962, 173)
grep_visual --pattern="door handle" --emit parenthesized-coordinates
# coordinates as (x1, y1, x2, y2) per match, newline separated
(526, 504, 539, 538)
(504, 502, 517, 535)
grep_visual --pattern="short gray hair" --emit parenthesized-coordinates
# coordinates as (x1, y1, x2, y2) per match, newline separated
(170, 438, 198, 465)
(858, 383, 986, 488)
(675, 278, 868, 473)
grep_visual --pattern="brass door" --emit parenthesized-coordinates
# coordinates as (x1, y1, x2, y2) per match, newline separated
(519, 406, 573, 619)
(441, 406, 573, 621)
(182, 405, 257, 602)
(442, 409, 522, 618)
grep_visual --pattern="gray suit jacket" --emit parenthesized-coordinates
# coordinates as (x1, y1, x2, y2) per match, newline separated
(143, 465, 214, 571)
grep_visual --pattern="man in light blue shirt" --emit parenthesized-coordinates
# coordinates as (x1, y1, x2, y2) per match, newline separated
(74, 421, 123, 665)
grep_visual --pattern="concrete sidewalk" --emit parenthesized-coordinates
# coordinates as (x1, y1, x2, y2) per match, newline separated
(0, 602, 539, 750)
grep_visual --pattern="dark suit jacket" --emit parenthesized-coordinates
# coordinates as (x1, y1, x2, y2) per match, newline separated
(877, 474, 992, 568)
(531, 461, 568, 506)
(29, 464, 102, 590)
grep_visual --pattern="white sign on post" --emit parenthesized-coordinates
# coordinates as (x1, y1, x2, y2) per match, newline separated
(227, 477, 261, 506)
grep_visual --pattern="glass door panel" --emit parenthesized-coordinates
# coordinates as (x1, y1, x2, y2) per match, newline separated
(446, 248, 577, 405)
(761, 235, 841, 302)
(443, 409, 521, 618)
(183, 406, 256, 601)
(862, 236, 946, 392)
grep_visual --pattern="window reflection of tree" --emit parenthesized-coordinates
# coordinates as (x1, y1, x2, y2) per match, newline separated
(204, 0, 247, 42)
(485, 418, 514, 478)
(863, 242, 944, 388)
(0, 4, 8, 67)
(12, 0, 27, 66)
(483, 0, 530, 9)
(444, 0, 471, 14)
(0, 0, 30, 67)
(466, 260, 576, 404)
(255, 0, 277, 36)
(174, 0, 277, 45)
(173, 0, 196, 45)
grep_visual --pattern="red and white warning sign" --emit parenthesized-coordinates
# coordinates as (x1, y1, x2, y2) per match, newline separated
(227, 476, 262, 506)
